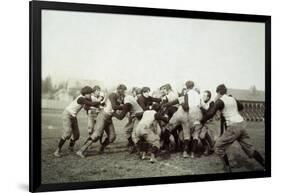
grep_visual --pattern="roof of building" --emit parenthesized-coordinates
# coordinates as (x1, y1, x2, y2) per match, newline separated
(227, 88, 265, 102)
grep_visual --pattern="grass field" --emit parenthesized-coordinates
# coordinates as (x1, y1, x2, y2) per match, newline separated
(41, 108, 265, 184)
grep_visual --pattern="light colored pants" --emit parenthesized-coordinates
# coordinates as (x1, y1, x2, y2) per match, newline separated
(90, 110, 116, 144)
(124, 117, 140, 139)
(214, 121, 255, 157)
(168, 106, 202, 140)
(87, 110, 98, 135)
(62, 111, 80, 141)
(133, 121, 161, 149)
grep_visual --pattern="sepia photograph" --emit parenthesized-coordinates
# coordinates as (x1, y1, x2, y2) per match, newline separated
(39, 7, 267, 186)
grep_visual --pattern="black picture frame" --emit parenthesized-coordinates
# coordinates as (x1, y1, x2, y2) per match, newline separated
(29, 1, 271, 192)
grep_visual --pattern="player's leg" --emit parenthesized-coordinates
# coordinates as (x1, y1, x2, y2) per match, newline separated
(145, 130, 161, 163)
(99, 120, 116, 153)
(199, 125, 210, 155)
(129, 118, 140, 153)
(164, 107, 184, 152)
(69, 117, 80, 152)
(191, 123, 203, 158)
(201, 128, 214, 155)
(189, 107, 203, 158)
(238, 125, 265, 168)
(54, 112, 72, 157)
(170, 127, 179, 152)
(87, 110, 96, 136)
(76, 111, 106, 158)
(181, 120, 192, 158)
(214, 126, 240, 172)
(124, 118, 134, 148)
(205, 130, 214, 152)
(135, 123, 151, 159)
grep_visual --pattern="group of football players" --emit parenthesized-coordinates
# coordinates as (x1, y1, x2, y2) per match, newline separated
(54, 81, 265, 172)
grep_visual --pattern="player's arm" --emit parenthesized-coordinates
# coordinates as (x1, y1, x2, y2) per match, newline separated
(137, 96, 150, 111)
(220, 114, 226, 136)
(162, 99, 179, 108)
(154, 112, 169, 123)
(181, 94, 189, 111)
(112, 103, 132, 120)
(135, 112, 144, 120)
(109, 93, 123, 110)
(149, 96, 162, 104)
(201, 99, 224, 124)
(236, 99, 244, 111)
(200, 106, 208, 115)
(200, 101, 214, 114)
(77, 97, 100, 107)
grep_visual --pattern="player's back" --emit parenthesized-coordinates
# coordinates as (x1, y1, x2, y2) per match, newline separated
(220, 95, 244, 125)
(124, 95, 143, 115)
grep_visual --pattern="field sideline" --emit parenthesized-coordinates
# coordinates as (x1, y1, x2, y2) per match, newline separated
(41, 109, 265, 184)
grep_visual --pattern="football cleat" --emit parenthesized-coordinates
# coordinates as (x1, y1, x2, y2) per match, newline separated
(183, 151, 190, 158)
(76, 150, 86, 158)
(150, 153, 156, 163)
(54, 149, 62, 158)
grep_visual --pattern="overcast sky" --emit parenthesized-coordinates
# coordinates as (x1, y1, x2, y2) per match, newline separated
(42, 10, 265, 92)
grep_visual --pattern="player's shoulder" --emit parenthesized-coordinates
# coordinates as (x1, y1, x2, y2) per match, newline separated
(137, 95, 145, 101)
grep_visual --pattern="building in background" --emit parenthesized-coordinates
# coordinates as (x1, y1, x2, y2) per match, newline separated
(228, 87, 265, 121)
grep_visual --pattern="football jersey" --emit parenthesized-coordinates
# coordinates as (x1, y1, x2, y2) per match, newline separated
(103, 98, 113, 115)
(138, 110, 157, 128)
(165, 91, 178, 102)
(187, 89, 201, 108)
(220, 95, 244, 125)
(65, 95, 85, 117)
(89, 95, 102, 114)
(124, 95, 143, 115)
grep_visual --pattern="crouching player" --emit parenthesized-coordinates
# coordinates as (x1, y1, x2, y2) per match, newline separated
(54, 86, 101, 157)
(201, 84, 265, 172)
(133, 104, 169, 163)
(76, 84, 127, 158)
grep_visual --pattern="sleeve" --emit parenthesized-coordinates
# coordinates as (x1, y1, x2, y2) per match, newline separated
(137, 96, 150, 111)
(220, 114, 226, 136)
(181, 94, 189, 111)
(154, 112, 169, 123)
(109, 93, 123, 110)
(200, 106, 208, 115)
(201, 99, 224, 124)
(162, 99, 179, 108)
(77, 97, 100, 107)
(112, 103, 132, 120)
(149, 96, 162, 103)
(236, 99, 244, 111)
(209, 101, 215, 108)
(201, 101, 215, 114)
